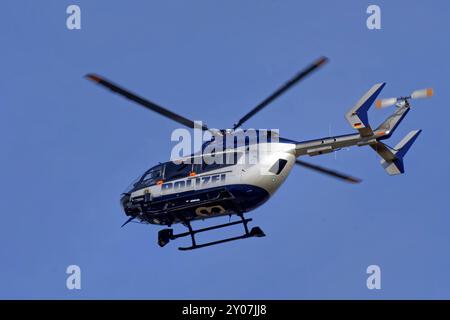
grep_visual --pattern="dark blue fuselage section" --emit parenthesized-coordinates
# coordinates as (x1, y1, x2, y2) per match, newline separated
(124, 184, 270, 225)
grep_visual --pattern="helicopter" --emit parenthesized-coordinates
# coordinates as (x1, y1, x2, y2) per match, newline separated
(86, 56, 432, 250)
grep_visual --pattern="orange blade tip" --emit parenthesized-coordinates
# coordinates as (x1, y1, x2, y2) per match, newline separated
(85, 74, 102, 83)
(375, 100, 382, 108)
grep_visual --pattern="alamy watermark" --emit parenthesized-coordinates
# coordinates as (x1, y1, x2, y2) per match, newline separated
(366, 5, 381, 30)
(66, 265, 81, 290)
(366, 265, 381, 290)
(169, 122, 279, 167)
(66, 5, 81, 30)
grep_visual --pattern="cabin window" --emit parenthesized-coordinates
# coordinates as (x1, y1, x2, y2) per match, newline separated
(269, 159, 288, 175)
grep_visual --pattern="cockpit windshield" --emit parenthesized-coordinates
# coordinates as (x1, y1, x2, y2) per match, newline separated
(123, 165, 163, 193)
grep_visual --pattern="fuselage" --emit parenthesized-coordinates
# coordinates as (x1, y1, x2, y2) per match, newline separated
(121, 140, 297, 225)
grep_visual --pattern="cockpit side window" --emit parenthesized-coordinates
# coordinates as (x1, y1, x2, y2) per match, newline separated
(163, 161, 193, 182)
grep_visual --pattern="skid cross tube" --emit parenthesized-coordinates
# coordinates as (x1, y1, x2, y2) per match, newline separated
(237, 212, 250, 234)
(184, 221, 196, 247)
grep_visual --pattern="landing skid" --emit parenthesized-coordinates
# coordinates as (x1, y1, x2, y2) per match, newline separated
(157, 214, 265, 251)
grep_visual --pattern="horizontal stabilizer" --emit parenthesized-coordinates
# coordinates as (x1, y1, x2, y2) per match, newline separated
(346, 83, 386, 137)
(371, 130, 422, 175)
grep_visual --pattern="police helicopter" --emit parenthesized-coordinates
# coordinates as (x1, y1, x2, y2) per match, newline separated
(86, 56, 432, 250)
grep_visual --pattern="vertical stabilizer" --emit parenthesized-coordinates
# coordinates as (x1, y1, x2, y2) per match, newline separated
(345, 83, 385, 137)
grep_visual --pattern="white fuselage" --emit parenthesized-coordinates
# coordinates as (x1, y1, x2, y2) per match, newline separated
(130, 142, 297, 202)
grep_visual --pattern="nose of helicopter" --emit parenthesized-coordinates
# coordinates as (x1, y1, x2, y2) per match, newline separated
(120, 193, 131, 214)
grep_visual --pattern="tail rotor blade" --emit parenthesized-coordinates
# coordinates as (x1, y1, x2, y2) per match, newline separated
(411, 88, 433, 99)
(375, 98, 397, 109)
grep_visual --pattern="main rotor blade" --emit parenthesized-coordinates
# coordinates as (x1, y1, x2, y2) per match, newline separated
(233, 56, 328, 129)
(295, 160, 361, 184)
(85, 74, 209, 131)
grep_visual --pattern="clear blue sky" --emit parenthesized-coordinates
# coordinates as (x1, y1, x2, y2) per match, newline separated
(1, 0, 450, 299)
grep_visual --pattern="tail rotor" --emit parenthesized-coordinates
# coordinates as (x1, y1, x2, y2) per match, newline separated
(375, 88, 433, 109)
